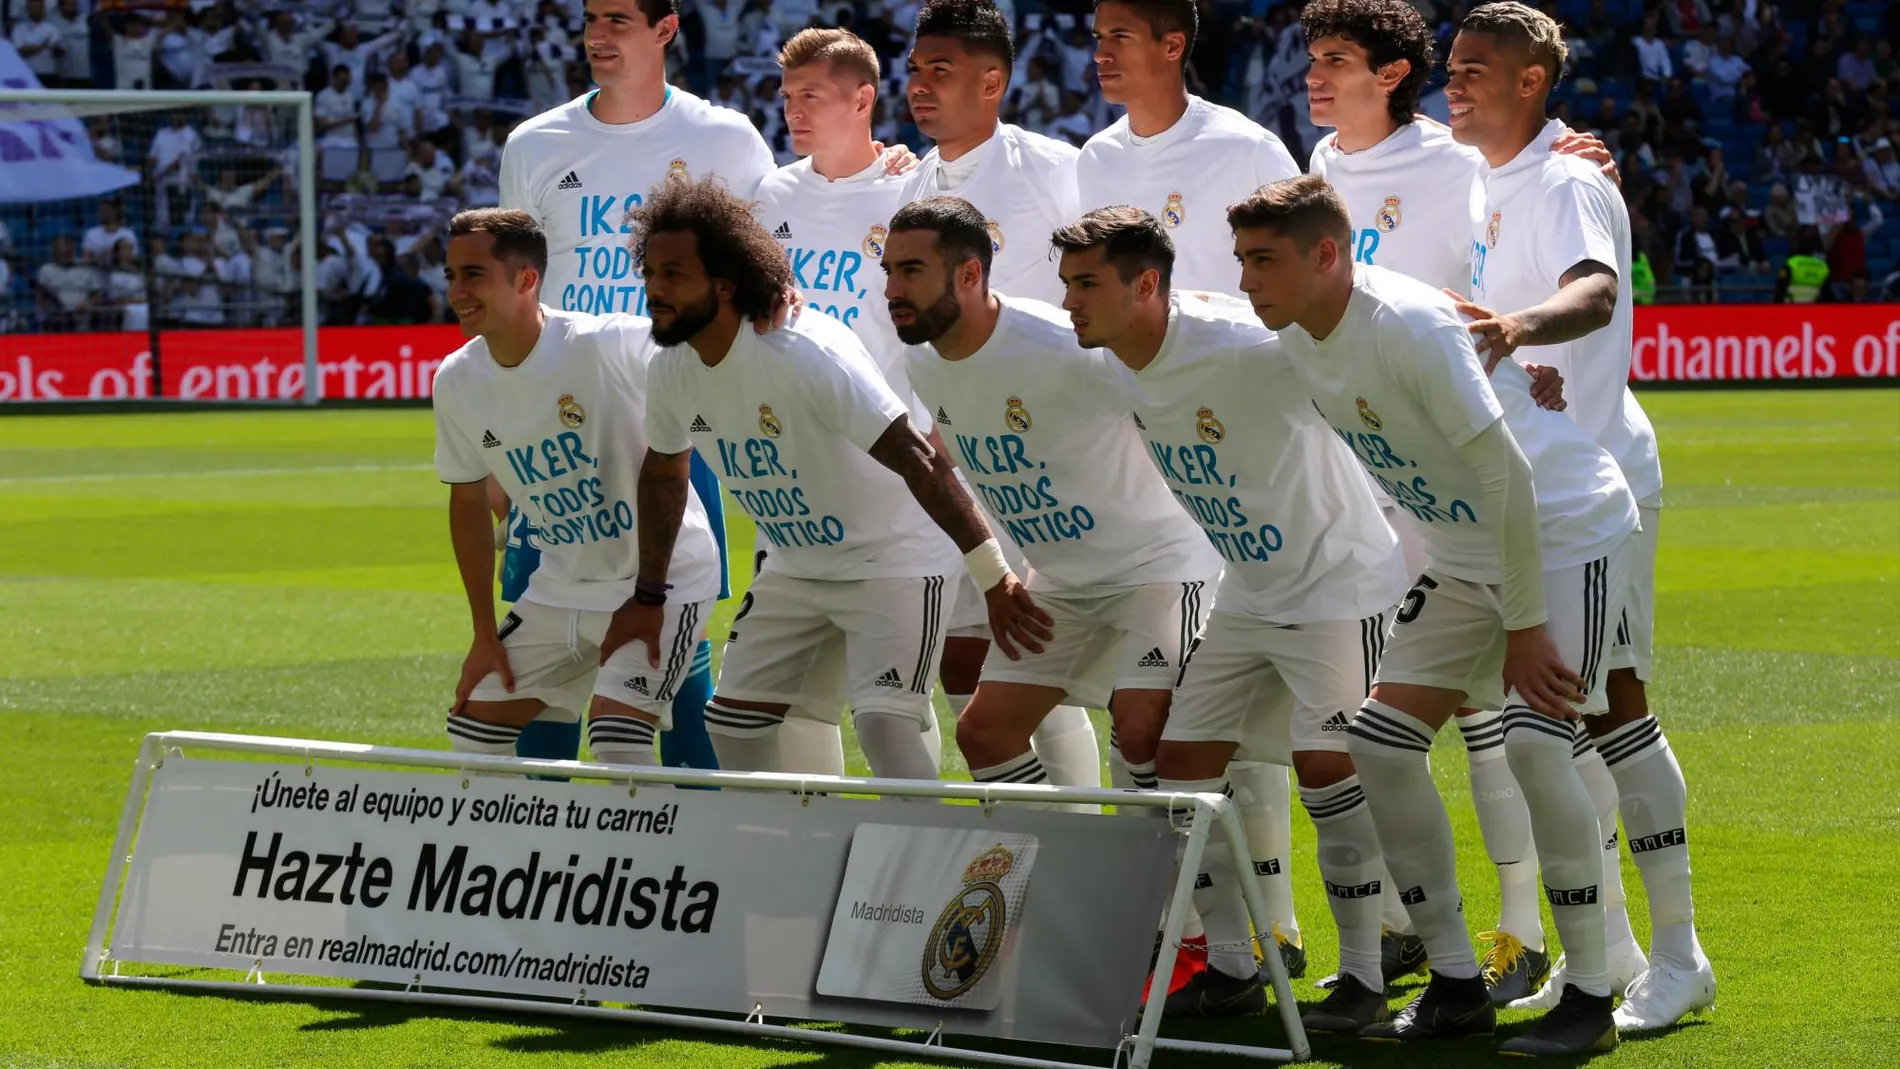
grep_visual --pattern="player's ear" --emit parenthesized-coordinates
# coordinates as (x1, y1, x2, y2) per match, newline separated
(855, 81, 876, 118)
(1377, 57, 1411, 94)
(653, 13, 679, 48)
(1517, 59, 1545, 100)
(981, 63, 1006, 103)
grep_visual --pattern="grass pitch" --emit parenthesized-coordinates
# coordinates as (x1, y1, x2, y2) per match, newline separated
(1, 389, 1895, 1068)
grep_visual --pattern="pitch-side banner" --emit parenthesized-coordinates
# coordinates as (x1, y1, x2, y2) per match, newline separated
(111, 758, 1175, 1048)
(6, 306, 1899, 403)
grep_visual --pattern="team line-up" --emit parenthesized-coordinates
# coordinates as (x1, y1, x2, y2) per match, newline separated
(428, 0, 1714, 1057)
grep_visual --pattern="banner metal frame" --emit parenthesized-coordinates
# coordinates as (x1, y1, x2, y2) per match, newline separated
(84, 731, 1311, 1068)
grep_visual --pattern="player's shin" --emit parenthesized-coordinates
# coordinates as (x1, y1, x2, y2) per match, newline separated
(1502, 709, 1611, 998)
(1460, 708, 1546, 950)
(704, 699, 786, 771)
(1300, 771, 1386, 992)
(1160, 776, 1255, 981)
(1031, 704, 1103, 789)
(1595, 711, 1703, 971)
(776, 716, 846, 775)
(1231, 761, 1300, 943)
(853, 709, 941, 788)
(1348, 701, 1478, 978)
(1574, 729, 1638, 957)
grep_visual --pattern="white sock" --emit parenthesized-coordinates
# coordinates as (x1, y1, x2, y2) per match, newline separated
(854, 710, 940, 784)
(776, 715, 846, 776)
(1231, 760, 1299, 942)
(705, 701, 784, 771)
(446, 714, 521, 758)
(969, 750, 1052, 809)
(1381, 874, 1415, 935)
(1031, 704, 1101, 787)
(929, 692, 971, 771)
(1574, 731, 1637, 953)
(1161, 775, 1254, 980)
(1301, 775, 1384, 991)
(1348, 701, 1477, 979)
(1460, 709, 1545, 951)
(585, 715, 657, 767)
(1598, 715, 1704, 970)
(1502, 708, 1609, 998)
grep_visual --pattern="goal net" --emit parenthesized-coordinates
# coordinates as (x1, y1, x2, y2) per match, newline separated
(0, 81, 316, 403)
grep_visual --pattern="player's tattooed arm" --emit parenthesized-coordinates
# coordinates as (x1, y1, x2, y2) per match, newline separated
(1443, 262, 1618, 366)
(603, 447, 693, 668)
(868, 416, 991, 551)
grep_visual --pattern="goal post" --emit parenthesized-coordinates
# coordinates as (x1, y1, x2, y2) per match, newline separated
(0, 87, 317, 404)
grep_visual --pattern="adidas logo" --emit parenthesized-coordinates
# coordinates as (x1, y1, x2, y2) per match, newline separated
(557, 170, 583, 190)
(1136, 646, 1169, 668)
(1320, 710, 1351, 732)
(935, 406, 952, 425)
(480, 429, 501, 448)
(1132, 411, 1146, 429)
(689, 414, 712, 432)
(873, 668, 903, 688)
(624, 676, 649, 696)
(773, 221, 792, 240)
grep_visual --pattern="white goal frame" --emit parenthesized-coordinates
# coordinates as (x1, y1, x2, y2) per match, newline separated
(0, 89, 319, 404)
(85, 731, 1312, 1068)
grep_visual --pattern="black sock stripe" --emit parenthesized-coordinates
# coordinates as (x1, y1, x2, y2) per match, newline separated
(446, 716, 522, 742)
(911, 575, 945, 695)
(1501, 708, 1575, 744)
(1347, 719, 1432, 753)
(704, 703, 781, 728)
(977, 758, 1048, 784)
(1302, 787, 1366, 820)
(1109, 723, 1121, 752)
(1598, 719, 1664, 766)
(589, 716, 657, 740)
(1355, 706, 1434, 746)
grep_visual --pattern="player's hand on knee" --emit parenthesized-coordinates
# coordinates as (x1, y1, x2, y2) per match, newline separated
(986, 574, 1053, 660)
(601, 602, 663, 668)
(1502, 625, 1586, 720)
(1525, 363, 1567, 410)
(454, 634, 513, 714)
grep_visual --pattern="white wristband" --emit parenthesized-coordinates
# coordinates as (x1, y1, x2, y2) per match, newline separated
(963, 538, 1010, 592)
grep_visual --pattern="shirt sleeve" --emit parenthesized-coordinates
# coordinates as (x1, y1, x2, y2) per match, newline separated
(643, 352, 694, 454)
(431, 378, 489, 484)
(498, 135, 533, 217)
(1253, 131, 1302, 184)
(727, 124, 776, 199)
(794, 339, 911, 453)
(1390, 308, 1504, 448)
(1535, 173, 1621, 290)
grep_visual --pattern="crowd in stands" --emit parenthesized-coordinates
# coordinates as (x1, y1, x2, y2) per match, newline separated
(2, 0, 1896, 333)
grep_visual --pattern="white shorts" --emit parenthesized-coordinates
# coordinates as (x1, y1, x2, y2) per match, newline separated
(713, 570, 955, 727)
(1378, 540, 1633, 716)
(1606, 505, 1659, 681)
(947, 517, 1028, 639)
(979, 577, 1215, 709)
(467, 597, 712, 728)
(1163, 611, 1386, 764)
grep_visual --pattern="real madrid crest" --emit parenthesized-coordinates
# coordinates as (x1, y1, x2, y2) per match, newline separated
(1195, 406, 1225, 445)
(1376, 195, 1403, 233)
(757, 403, 783, 438)
(667, 158, 690, 181)
(985, 219, 1005, 253)
(863, 224, 888, 260)
(1164, 191, 1186, 229)
(1356, 396, 1382, 431)
(1003, 396, 1031, 432)
(1486, 211, 1502, 249)
(921, 845, 1016, 1000)
(558, 393, 586, 428)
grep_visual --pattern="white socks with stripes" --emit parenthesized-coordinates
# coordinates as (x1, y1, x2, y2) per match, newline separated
(776, 716, 845, 775)
(446, 714, 522, 766)
(1300, 775, 1384, 991)
(1597, 715, 1705, 971)
(1032, 704, 1102, 789)
(1573, 730, 1638, 955)
(1459, 709, 1546, 950)
(1502, 707, 1610, 998)
(854, 710, 940, 784)
(1160, 775, 1256, 981)
(586, 715, 657, 767)
(706, 700, 785, 771)
(969, 750, 1052, 809)
(1231, 760, 1300, 943)
(1348, 700, 1477, 979)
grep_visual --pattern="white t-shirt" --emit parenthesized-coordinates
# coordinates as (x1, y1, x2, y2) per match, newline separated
(1472, 119, 1662, 506)
(904, 296, 1219, 594)
(82, 224, 137, 264)
(501, 87, 775, 317)
(751, 155, 910, 388)
(644, 311, 960, 582)
(432, 309, 721, 610)
(1078, 96, 1300, 294)
(10, 18, 60, 76)
(1278, 265, 1636, 583)
(1114, 297, 1407, 622)
(1309, 121, 1481, 298)
(899, 123, 1079, 306)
